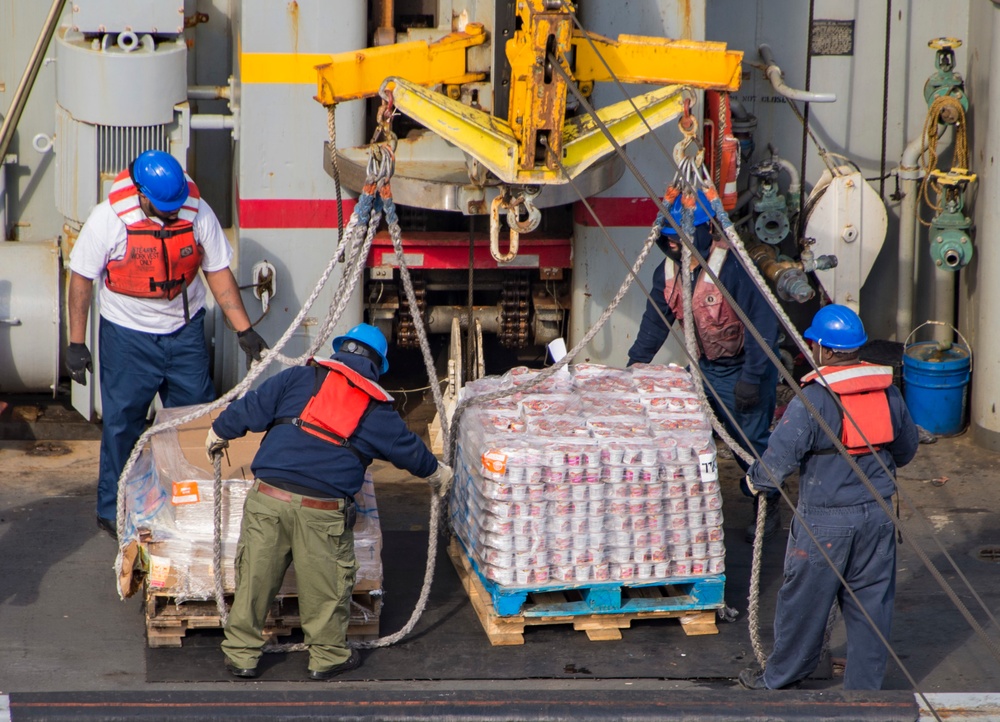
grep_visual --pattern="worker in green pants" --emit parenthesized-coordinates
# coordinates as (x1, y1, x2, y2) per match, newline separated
(207, 324, 452, 680)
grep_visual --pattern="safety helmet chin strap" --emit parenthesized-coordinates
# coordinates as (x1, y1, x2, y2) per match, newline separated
(340, 338, 383, 370)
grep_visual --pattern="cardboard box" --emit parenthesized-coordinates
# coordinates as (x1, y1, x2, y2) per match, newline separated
(170, 407, 263, 481)
(133, 404, 384, 602)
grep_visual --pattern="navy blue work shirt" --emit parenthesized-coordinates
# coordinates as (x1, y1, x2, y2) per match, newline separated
(627, 225, 779, 386)
(748, 378, 919, 507)
(212, 352, 440, 498)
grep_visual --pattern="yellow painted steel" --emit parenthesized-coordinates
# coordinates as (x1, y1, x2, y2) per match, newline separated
(242, 52, 334, 85)
(572, 32, 743, 92)
(385, 78, 522, 182)
(505, 0, 575, 170)
(561, 85, 686, 178)
(315, 25, 487, 104)
(306, 0, 742, 188)
(385, 77, 685, 185)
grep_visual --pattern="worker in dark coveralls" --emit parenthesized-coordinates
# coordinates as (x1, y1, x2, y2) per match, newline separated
(68, 150, 268, 539)
(206, 323, 452, 680)
(738, 305, 919, 691)
(627, 190, 781, 542)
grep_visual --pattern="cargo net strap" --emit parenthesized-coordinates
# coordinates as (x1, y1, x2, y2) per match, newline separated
(669, 111, 815, 669)
(112, 152, 383, 599)
(113, 95, 446, 652)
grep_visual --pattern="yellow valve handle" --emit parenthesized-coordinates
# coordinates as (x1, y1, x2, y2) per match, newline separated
(929, 37, 962, 50)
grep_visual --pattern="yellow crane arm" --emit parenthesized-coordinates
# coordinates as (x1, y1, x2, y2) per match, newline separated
(315, 24, 487, 105)
(384, 77, 687, 185)
(571, 31, 742, 92)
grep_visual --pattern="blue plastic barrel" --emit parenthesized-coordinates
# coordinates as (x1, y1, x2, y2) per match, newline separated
(902, 341, 971, 436)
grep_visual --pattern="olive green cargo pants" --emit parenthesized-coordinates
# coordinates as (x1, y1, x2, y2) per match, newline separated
(221, 483, 357, 672)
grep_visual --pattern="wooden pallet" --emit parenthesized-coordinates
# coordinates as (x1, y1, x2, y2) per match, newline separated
(144, 587, 382, 648)
(448, 540, 721, 646)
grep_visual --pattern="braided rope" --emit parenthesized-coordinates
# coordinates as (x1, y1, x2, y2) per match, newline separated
(113, 160, 384, 596)
(674, 185, 767, 667)
(326, 104, 346, 243)
(747, 499, 768, 667)
(263, 179, 451, 654)
(212, 453, 227, 624)
(446, 224, 660, 464)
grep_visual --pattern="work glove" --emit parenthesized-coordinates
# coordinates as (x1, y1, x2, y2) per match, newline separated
(67, 343, 93, 385)
(744, 473, 761, 497)
(205, 426, 230, 464)
(733, 379, 761, 412)
(237, 327, 269, 370)
(426, 462, 454, 498)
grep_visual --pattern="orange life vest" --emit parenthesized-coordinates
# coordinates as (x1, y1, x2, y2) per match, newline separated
(801, 362, 895, 455)
(664, 240, 744, 360)
(104, 169, 204, 301)
(275, 359, 393, 452)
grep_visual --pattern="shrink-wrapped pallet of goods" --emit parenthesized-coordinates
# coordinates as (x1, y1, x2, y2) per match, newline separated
(450, 363, 725, 600)
(120, 405, 383, 646)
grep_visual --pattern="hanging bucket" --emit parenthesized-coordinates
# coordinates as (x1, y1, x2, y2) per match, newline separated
(902, 321, 971, 436)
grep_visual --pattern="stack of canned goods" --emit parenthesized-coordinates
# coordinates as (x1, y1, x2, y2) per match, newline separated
(450, 363, 727, 589)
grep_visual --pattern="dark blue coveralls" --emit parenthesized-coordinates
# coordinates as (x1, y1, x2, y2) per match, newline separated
(748, 376, 919, 690)
(627, 224, 781, 480)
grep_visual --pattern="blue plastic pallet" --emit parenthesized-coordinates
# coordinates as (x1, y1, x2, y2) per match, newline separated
(454, 537, 725, 618)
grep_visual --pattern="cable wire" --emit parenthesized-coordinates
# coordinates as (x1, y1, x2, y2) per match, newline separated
(546, 43, 992, 716)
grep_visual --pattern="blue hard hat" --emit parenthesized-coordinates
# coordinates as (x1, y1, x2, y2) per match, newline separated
(333, 323, 389, 374)
(131, 150, 189, 212)
(661, 189, 716, 237)
(803, 304, 868, 350)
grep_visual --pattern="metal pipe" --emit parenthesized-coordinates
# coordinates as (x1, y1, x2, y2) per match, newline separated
(190, 114, 236, 130)
(758, 44, 837, 103)
(426, 305, 501, 335)
(972, 2, 1000, 450)
(932, 269, 956, 343)
(0, 155, 8, 240)
(897, 128, 945, 341)
(746, 241, 815, 303)
(895, 174, 919, 341)
(0, 0, 67, 164)
(373, 0, 396, 46)
(730, 96, 752, 122)
(773, 157, 801, 201)
(188, 85, 230, 100)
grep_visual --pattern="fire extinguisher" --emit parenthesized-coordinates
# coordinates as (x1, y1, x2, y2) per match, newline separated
(704, 91, 740, 211)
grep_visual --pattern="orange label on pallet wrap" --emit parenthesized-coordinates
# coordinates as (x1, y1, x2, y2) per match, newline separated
(171, 481, 201, 505)
(481, 449, 508, 475)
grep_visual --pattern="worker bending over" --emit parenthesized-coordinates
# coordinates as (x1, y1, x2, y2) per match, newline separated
(627, 190, 781, 542)
(206, 323, 452, 680)
(739, 305, 919, 691)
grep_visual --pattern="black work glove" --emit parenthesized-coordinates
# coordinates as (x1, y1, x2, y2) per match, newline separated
(237, 328, 269, 370)
(67, 343, 93, 385)
(733, 379, 761, 412)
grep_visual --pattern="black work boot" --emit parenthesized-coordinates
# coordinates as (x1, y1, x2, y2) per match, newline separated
(744, 494, 781, 543)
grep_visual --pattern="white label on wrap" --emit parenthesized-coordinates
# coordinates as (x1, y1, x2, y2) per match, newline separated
(699, 453, 718, 482)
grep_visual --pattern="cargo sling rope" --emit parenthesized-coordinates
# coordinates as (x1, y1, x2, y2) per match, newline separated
(112, 146, 385, 602)
(549, 27, 999, 712)
(112, 103, 453, 655)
